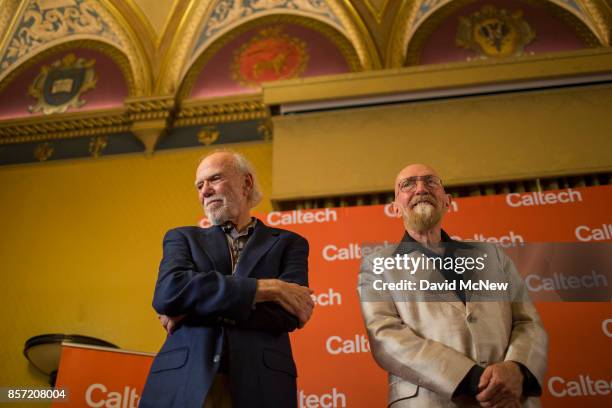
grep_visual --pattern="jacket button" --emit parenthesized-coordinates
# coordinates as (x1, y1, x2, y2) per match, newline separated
(467, 314, 476, 323)
(213, 355, 220, 363)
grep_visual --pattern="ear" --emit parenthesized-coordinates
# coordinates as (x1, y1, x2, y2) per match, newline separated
(444, 194, 452, 211)
(390, 201, 402, 217)
(243, 173, 254, 196)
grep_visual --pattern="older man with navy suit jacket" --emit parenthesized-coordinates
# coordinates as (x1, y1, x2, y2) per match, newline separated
(140, 151, 314, 408)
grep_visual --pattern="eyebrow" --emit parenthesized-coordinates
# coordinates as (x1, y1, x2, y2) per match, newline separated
(195, 172, 222, 187)
(398, 174, 437, 183)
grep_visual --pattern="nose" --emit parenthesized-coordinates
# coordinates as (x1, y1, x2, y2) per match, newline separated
(199, 183, 215, 200)
(413, 179, 429, 195)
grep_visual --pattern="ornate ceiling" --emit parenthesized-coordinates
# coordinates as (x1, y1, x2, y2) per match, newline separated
(0, 0, 610, 164)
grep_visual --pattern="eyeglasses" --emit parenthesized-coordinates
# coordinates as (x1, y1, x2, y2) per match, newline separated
(397, 175, 442, 193)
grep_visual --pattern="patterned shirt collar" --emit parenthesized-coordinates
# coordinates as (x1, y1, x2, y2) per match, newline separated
(221, 217, 257, 239)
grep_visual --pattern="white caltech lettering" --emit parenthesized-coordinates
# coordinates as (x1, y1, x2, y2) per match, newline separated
(311, 288, 342, 306)
(326, 334, 370, 355)
(548, 375, 611, 397)
(453, 231, 524, 247)
(603, 318, 612, 338)
(575, 224, 612, 241)
(322, 244, 361, 261)
(299, 388, 347, 408)
(322, 242, 393, 261)
(506, 189, 582, 207)
(267, 209, 337, 226)
(85, 383, 140, 408)
(525, 271, 608, 292)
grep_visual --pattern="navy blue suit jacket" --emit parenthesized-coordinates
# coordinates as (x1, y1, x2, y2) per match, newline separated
(139, 221, 309, 408)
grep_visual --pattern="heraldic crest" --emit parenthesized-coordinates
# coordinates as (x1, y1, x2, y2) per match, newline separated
(28, 53, 97, 115)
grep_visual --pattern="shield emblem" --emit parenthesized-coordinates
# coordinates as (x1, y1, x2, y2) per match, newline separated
(43, 67, 86, 106)
(28, 53, 97, 115)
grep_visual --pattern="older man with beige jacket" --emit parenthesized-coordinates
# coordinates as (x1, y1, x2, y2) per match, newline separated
(358, 164, 548, 407)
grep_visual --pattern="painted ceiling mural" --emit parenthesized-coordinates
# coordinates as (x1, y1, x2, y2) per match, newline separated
(0, 0, 610, 164)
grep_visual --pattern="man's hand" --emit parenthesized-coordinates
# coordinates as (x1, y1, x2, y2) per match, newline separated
(476, 361, 523, 407)
(158, 314, 186, 335)
(255, 279, 314, 328)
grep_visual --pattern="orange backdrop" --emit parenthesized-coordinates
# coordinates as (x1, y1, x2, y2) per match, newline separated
(266, 185, 611, 407)
(54, 185, 611, 407)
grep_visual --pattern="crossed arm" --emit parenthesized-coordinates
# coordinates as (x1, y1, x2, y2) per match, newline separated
(153, 229, 314, 335)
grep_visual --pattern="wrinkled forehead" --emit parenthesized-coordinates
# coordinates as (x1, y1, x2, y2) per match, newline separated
(395, 164, 441, 185)
(195, 153, 235, 180)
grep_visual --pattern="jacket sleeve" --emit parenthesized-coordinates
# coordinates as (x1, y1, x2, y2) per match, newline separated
(499, 247, 549, 395)
(236, 233, 309, 333)
(152, 228, 257, 321)
(357, 255, 476, 400)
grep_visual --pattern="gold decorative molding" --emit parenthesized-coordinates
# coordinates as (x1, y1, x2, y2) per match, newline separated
(197, 126, 220, 145)
(579, 0, 612, 45)
(100, 0, 152, 96)
(334, 0, 381, 69)
(0, 107, 129, 145)
(363, 0, 391, 24)
(155, 0, 210, 95)
(0, 92, 267, 148)
(125, 95, 175, 121)
(191, 0, 347, 64)
(89, 134, 107, 157)
(131, 119, 166, 156)
(386, 0, 421, 68)
(257, 116, 273, 141)
(109, 0, 157, 69)
(34, 141, 54, 161)
(126, 95, 175, 155)
(0, 0, 23, 55)
(263, 47, 612, 105)
(175, 94, 268, 127)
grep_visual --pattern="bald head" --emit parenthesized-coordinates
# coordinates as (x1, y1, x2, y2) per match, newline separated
(392, 163, 450, 234)
(196, 150, 262, 208)
(394, 164, 441, 196)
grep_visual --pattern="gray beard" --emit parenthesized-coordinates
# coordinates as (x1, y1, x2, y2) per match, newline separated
(207, 212, 227, 225)
(205, 205, 230, 225)
(403, 202, 443, 232)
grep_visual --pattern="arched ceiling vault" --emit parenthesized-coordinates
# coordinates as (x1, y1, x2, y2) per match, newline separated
(0, 0, 154, 96)
(1, 1, 610, 94)
(155, 0, 381, 95)
(387, 0, 611, 68)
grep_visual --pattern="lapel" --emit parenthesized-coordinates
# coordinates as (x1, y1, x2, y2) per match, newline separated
(234, 221, 280, 278)
(394, 231, 468, 312)
(198, 226, 232, 276)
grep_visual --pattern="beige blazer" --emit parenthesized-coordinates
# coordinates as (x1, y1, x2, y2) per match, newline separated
(358, 242, 548, 407)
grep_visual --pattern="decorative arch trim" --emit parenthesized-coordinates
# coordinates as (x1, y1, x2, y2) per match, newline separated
(178, 14, 362, 101)
(0, 38, 134, 95)
(0, 0, 152, 96)
(156, 0, 380, 95)
(387, 0, 605, 68)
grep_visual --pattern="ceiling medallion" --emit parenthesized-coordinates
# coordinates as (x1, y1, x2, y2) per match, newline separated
(198, 127, 220, 145)
(89, 135, 108, 158)
(232, 25, 308, 87)
(28, 53, 97, 115)
(456, 5, 535, 59)
(34, 142, 54, 162)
